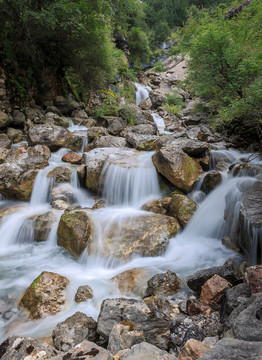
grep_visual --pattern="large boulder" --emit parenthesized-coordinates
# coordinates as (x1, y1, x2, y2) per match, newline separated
(57, 210, 93, 257)
(121, 123, 157, 136)
(161, 138, 209, 158)
(169, 193, 198, 227)
(125, 133, 158, 151)
(200, 274, 232, 307)
(28, 124, 68, 150)
(97, 298, 172, 350)
(0, 336, 59, 360)
(87, 127, 109, 142)
(47, 166, 71, 184)
(52, 312, 98, 351)
(153, 146, 203, 193)
(93, 135, 127, 148)
(97, 213, 180, 261)
(101, 116, 127, 135)
(0, 163, 38, 201)
(12, 110, 26, 125)
(19, 271, 69, 319)
(201, 171, 222, 194)
(147, 270, 182, 296)
(27, 144, 51, 159)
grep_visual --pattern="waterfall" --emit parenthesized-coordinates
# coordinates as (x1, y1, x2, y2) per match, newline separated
(135, 82, 151, 106)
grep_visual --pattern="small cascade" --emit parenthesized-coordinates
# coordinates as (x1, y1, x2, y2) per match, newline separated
(68, 118, 88, 132)
(151, 113, 171, 135)
(30, 170, 53, 207)
(101, 150, 160, 207)
(135, 82, 151, 106)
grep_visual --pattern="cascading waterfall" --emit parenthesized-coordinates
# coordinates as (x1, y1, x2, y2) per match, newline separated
(135, 82, 151, 106)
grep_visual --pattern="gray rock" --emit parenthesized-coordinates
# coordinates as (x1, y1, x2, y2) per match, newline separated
(93, 135, 127, 148)
(28, 144, 51, 159)
(147, 270, 182, 296)
(97, 298, 171, 350)
(201, 171, 222, 194)
(198, 338, 262, 360)
(0, 110, 12, 128)
(75, 285, 94, 303)
(12, 110, 26, 125)
(117, 342, 178, 360)
(87, 127, 109, 143)
(28, 124, 68, 150)
(122, 123, 157, 136)
(0, 134, 11, 149)
(125, 133, 158, 150)
(221, 283, 251, 319)
(100, 116, 127, 135)
(52, 312, 98, 352)
(55, 95, 80, 115)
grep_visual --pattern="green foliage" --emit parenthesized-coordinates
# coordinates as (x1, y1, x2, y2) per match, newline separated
(164, 104, 182, 116)
(153, 62, 167, 73)
(166, 93, 184, 107)
(129, 27, 152, 64)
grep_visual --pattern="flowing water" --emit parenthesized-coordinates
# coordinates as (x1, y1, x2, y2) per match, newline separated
(135, 82, 151, 106)
(0, 96, 261, 342)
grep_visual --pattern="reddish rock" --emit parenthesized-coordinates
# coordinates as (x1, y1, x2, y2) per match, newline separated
(178, 339, 211, 360)
(62, 152, 82, 164)
(245, 265, 262, 294)
(200, 274, 231, 307)
(186, 297, 212, 316)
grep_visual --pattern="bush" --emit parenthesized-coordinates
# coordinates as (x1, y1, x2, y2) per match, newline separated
(153, 62, 167, 72)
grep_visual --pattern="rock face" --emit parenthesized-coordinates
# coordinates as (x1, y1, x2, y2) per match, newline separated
(98, 214, 180, 261)
(200, 274, 231, 307)
(115, 342, 178, 360)
(97, 298, 171, 350)
(153, 146, 202, 193)
(147, 270, 182, 296)
(178, 339, 211, 360)
(28, 124, 68, 150)
(107, 322, 145, 355)
(245, 265, 262, 293)
(57, 210, 93, 257)
(0, 336, 59, 360)
(52, 312, 98, 351)
(169, 194, 198, 227)
(19, 271, 69, 319)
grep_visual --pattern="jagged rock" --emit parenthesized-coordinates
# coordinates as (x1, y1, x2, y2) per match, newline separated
(112, 269, 148, 296)
(33, 211, 57, 242)
(24, 155, 49, 169)
(92, 199, 106, 210)
(169, 194, 198, 227)
(19, 271, 69, 319)
(121, 123, 157, 136)
(75, 285, 94, 302)
(25, 107, 45, 123)
(53, 115, 71, 128)
(139, 97, 152, 110)
(144, 296, 176, 317)
(201, 171, 222, 194)
(100, 116, 127, 135)
(125, 133, 158, 150)
(178, 339, 211, 360)
(149, 90, 167, 108)
(97, 298, 171, 350)
(87, 127, 109, 143)
(0, 134, 11, 149)
(200, 275, 231, 307)
(108, 323, 145, 355)
(52, 312, 98, 351)
(221, 283, 251, 319)
(153, 146, 203, 193)
(186, 260, 243, 294)
(0, 163, 38, 201)
(5, 146, 27, 163)
(72, 109, 88, 119)
(93, 135, 127, 148)
(28, 144, 51, 159)
(115, 342, 178, 360)
(47, 166, 71, 184)
(64, 132, 84, 151)
(187, 297, 212, 316)
(147, 270, 182, 296)
(198, 338, 262, 360)
(0, 335, 59, 360)
(57, 210, 93, 257)
(96, 213, 180, 261)
(28, 124, 68, 150)
(0, 110, 12, 128)
(164, 138, 209, 158)
(62, 152, 82, 164)
(142, 197, 171, 215)
(245, 265, 262, 293)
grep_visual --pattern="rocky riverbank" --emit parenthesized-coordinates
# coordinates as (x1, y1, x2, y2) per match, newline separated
(0, 55, 261, 359)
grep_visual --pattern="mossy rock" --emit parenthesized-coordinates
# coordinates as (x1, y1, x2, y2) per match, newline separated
(169, 193, 198, 228)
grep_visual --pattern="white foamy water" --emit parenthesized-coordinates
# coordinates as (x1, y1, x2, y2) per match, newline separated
(135, 82, 151, 106)
(0, 142, 261, 342)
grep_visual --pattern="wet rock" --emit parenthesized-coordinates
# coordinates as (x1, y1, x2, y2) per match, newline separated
(72, 109, 88, 119)
(147, 270, 182, 296)
(97, 298, 171, 350)
(198, 338, 262, 360)
(54, 95, 80, 115)
(0, 110, 12, 128)
(201, 172, 222, 194)
(75, 285, 94, 303)
(139, 97, 152, 110)
(50, 340, 112, 360)
(51, 200, 69, 210)
(0, 134, 11, 149)
(0, 148, 9, 164)
(99, 213, 180, 261)
(0, 205, 25, 220)
(93, 135, 127, 148)
(144, 296, 176, 317)
(0, 335, 59, 360)
(24, 155, 49, 169)
(142, 197, 171, 215)
(186, 260, 243, 294)
(125, 133, 158, 151)
(167, 138, 209, 158)
(51, 184, 77, 203)
(245, 265, 262, 293)
(33, 211, 57, 242)
(102, 116, 127, 135)
(52, 312, 98, 351)
(178, 339, 211, 360)
(115, 341, 178, 360)
(87, 127, 109, 143)
(230, 161, 260, 177)
(153, 146, 203, 193)
(57, 210, 93, 257)
(19, 271, 69, 319)
(92, 199, 106, 210)
(231, 293, 262, 341)
(47, 166, 71, 184)
(108, 322, 145, 355)
(169, 194, 198, 228)
(12, 110, 26, 125)
(186, 297, 212, 316)
(112, 269, 148, 296)
(64, 132, 84, 151)
(53, 115, 70, 128)
(200, 275, 231, 308)
(28, 124, 68, 151)
(62, 152, 82, 164)
(28, 144, 51, 159)
(0, 163, 38, 201)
